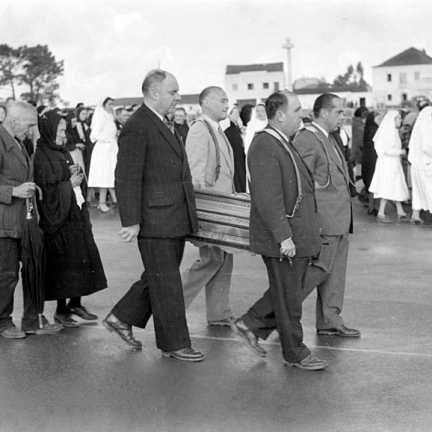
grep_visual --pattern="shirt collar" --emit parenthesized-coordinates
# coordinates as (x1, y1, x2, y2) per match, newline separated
(145, 103, 164, 121)
(202, 114, 220, 130)
(312, 121, 329, 138)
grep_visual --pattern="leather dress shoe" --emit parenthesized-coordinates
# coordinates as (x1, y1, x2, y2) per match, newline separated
(68, 305, 98, 320)
(102, 313, 142, 349)
(208, 316, 236, 327)
(230, 318, 266, 357)
(24, 322, 63, 335)
(284, 354, 328, 371)
(317, 325, 361, 338)
(161, 347, 204, 362)
(1, 326, 26, 339)
(54, 312, 79, 328)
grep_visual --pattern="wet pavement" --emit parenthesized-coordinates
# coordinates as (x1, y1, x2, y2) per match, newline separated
(2, 196, 432, 432)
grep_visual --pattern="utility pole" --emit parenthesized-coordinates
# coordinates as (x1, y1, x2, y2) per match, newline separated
(282, 38, 294, 90)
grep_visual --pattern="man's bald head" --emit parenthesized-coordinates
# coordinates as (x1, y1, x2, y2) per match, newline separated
(3, 102, 38, 141)
(199, 86, 229, 122)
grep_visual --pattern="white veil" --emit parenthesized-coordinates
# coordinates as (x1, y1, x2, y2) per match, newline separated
(244, 104, 267, 154)
(90, 96, 116, 142)
(373, 110, 401, 157)
(408, 106, 432, 166)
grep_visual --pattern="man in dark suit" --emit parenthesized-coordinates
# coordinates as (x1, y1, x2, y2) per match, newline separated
(293, 94, 360, 338)
(103, 70, 204, 362)
(231, 91, 328, 371)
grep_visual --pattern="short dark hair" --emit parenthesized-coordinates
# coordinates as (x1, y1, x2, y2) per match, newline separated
(265, 91, 289, 120)
(142, 69, 167, 94)
(103, 97, 114, 107)
(199, 86, 222, 106)
(354, 106, 368, 118)
(313, 93, 339, 118)
(175, 107, 186, 114)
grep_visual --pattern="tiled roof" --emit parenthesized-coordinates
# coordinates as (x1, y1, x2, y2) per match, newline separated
(226, 62, 284, 75)
(374, 47, 432, 68)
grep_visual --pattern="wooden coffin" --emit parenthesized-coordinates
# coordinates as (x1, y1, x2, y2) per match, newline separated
(186, 190, 251, 251)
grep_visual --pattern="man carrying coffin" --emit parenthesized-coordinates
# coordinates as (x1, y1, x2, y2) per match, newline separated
(231, 91, 328, 371)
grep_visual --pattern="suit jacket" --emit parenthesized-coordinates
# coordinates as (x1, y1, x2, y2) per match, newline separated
(186, 117, 235, 194)
(225, 120, 246, 193)
(293, 125, 352, 235)
(248, 127, 321, 259)
(115, 103, 198, 238)
(0, 125, 33, 238)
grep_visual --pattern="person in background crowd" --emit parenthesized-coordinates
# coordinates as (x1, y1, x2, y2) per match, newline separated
(0, 105, 6, 124)
(37, 105, 49, 117)
(244, 103, 267, 157)
(294, 93, 360, 339)
(88, 97, 118, 213)
(231, 90, 327, 371)
(0, 102, 62, 338)
(400, 104, 417, 187)
(408, 106, 432, 224)
(369, 110, 410, 223)
(331, 125, 357, 197)
(182, 86, 236, 327)
(103, 69, 204, 362)
(173, 107, 189, 143)
(115, 108, 131, 136)
(131, 104, 139, 113)
(224, 105, 246, 192)
(362, 111, 380, 215)
(34, 110, 107, 328)
(240, 104, 253, 128)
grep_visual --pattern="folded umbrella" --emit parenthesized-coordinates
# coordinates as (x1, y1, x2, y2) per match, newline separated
(21, 189, 45, 329)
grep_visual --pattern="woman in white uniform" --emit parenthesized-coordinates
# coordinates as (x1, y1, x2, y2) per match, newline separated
(408, 106, 432, 224)
(369, 110, 409, 223)
(88, 97, 118, 213)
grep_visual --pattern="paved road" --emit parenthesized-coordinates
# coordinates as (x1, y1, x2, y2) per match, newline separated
(2, 197, 432, 432)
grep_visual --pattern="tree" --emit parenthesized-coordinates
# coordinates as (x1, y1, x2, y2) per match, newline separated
(332, 62, 369, 91)
(19, 45, 64, 104)
(0, 44, 24, 99)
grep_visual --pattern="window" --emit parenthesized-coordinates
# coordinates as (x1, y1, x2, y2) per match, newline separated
(232, 84, 238, 91)
(274, 82, 280, 91)
(263, 82, 269, 89)
(387, 74, 392, 82)
(247, 83, 254, 90)
(402, 93, 408, 102)
(415, 72, 420, 80)
(387, 94, 392, 101)
(400, 72, 407, 83)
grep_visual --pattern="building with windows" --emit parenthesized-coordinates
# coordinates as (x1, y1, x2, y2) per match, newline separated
(373, 47, 432, 107)
(224, 62, 285, 107)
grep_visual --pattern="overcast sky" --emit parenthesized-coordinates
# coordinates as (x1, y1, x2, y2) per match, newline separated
(1, 0, 431, 106)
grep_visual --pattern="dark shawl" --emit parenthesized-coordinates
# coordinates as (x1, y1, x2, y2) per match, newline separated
(34, 111, 80, 238)
(225, 120, 246, 192)
(361, 112, 379, 190)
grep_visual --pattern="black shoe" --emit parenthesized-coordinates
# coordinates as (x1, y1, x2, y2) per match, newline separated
(230, 319, 266, 357)
(367, 209, 378, 216)
(161, 347, 204, 362)
(102, 313, 142, 349)
(54, 312, 79, 328)
(68, 305, 98, 320)
(317, 325, 361, 338)
(284, 354, 328, 371)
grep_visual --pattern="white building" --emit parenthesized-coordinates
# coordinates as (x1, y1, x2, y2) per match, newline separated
(224, 62, 285, 107)
(373, 47, 432, 107)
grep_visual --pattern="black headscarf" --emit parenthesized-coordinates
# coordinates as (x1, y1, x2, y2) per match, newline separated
(34, 110, 79, 238)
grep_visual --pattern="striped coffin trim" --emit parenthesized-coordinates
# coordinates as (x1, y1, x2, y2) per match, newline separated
(186, 191, 250, 251)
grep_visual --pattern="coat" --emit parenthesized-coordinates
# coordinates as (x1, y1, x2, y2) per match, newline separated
(185, 116, 235, 194)
(293, 125, 353, 236)
(0, 125, 32, 239)
(248, 128, 321, 259)
(115, 103, 198, 238)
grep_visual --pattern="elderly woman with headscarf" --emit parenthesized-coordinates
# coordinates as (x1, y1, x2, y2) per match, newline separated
(88, 97, 118, 213)
(408, 106, 432, 224)
(369, 110, 410, 223)
(33, 111, 108, 328)
(224, 105, 246, 192)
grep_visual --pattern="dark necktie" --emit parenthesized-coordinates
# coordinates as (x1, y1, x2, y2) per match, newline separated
(163, 117, 175, 135)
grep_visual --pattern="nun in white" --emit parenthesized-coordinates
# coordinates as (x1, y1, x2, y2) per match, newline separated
(369, 110, 409, 223)
(408, 106, 432, 224)
(88, 97, 118, 213)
